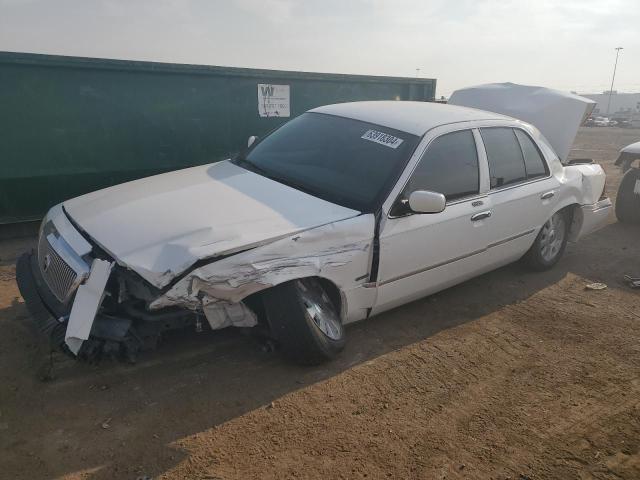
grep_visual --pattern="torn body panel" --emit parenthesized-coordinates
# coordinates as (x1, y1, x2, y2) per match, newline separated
(555, 164, 612, 241)
(562, 164, 607, 205)
(149, 214, 376, 325)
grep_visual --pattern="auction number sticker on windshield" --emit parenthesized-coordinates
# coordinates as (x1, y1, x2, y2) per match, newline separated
(361, 129, 404, 149)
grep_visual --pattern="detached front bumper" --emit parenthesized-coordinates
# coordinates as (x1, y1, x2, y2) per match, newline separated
(17, 251, 135, 360)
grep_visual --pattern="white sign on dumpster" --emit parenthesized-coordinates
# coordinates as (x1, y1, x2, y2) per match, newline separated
(258, 84, 290, 118)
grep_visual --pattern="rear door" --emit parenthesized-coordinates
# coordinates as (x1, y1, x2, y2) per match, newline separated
(479, 126, 560, 263)
(373, 127, 493, 314)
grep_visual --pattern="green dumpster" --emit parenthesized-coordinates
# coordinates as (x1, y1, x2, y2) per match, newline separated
(0, 51, 436, 223)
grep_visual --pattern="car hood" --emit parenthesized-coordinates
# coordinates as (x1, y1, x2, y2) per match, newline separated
(63, 160, 360, 288)
(449, 82, 596, 163)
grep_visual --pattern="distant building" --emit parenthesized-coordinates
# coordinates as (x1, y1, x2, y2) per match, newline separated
(580, 91, 640, 118)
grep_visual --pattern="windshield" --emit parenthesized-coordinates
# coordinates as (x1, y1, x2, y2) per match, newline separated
(234, 112, 420, 212)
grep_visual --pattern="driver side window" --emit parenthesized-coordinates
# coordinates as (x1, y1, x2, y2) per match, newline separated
(405, 129, 480, 202)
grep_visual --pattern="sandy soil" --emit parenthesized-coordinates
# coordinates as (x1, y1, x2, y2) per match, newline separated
(0, 127, 639, 480)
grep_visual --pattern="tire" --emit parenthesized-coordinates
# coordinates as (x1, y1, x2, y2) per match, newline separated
(621, 158, 634, 173)
(262, 278, 345, 365)
(524, 210, 570, 271)
(615, 168, 640, 224)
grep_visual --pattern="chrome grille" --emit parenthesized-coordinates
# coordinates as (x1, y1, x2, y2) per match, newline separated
(38, 232, 80, 303)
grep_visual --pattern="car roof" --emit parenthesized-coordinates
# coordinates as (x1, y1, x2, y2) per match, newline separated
(310, 101, 513, 136)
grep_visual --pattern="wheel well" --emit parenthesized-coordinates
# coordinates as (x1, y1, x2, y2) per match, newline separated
(315, 277, 343, 318)
(560, 203, 578, 220)
(245, 276, 343, 323)
(560, 203, 581, 240)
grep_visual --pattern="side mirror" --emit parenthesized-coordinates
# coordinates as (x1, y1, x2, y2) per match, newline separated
(408, 190, 446, 214)
(247, 135, 258, 148)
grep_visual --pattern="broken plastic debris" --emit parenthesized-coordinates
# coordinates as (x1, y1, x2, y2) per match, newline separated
(202, 298, 258, 330)
(585, 282, 607, 291)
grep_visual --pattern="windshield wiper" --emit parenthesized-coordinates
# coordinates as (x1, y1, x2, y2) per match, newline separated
(235, 157, 308, 192)
(234, 156, 273, 178)
(234, 157, 324, 198)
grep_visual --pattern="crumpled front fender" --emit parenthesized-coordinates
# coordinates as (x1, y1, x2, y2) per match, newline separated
(148, 214, 375, 320)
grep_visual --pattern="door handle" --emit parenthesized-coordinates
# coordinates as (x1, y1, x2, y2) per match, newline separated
(541, 191, 555, 200)
(471, 210, 492, 222)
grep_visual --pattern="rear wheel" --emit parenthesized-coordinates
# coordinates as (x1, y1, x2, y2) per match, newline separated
(262, 278, 345, 365)
(615, 168, 640, 224)
(524, 211, 569, 271)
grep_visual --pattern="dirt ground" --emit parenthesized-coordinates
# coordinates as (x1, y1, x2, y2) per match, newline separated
(1, 127, 639, 480)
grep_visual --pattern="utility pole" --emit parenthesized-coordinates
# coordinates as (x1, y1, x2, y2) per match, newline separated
(606, 47, 623, 116)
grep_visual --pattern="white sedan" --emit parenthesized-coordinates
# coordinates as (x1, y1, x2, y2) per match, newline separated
(17, 101, 611, 364)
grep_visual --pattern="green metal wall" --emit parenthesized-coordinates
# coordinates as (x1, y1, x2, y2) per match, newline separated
(0, 52, 436, 223)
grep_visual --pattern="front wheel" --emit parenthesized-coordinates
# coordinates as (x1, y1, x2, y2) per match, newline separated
(262, 278, 345, 365)
(524, 211, 569, 271)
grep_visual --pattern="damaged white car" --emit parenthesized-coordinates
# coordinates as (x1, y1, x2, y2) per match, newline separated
(17, 96, 611, 364)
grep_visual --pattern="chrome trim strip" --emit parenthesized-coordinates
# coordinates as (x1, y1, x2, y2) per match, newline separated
(379, 247, 486, 286)
(447, 193, 488, 207)
(377, 228, 536, 287)
(487, 174, 553, 194)
(583, 198, 613, 213)
(487, 229, 535, 249)
(591, 205, 612, 213)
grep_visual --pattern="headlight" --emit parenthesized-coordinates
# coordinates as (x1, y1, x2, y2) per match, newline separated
(39, 217, 58, 243)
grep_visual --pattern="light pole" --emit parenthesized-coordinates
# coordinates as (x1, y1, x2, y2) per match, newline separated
(606, 47, 623, 116)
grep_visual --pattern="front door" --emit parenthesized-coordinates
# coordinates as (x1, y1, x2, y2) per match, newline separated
(373, 128, 493, 314)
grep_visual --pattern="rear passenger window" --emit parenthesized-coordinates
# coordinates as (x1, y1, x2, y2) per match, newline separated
(405, 129, 479, 201)
(480, 128, 526, 188)
(514, 129, 548, 179)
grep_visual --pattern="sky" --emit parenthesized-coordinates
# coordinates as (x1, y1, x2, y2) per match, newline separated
(1, 0, 638, 97)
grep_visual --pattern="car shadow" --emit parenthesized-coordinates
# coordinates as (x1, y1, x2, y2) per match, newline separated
(1, 221, 639, 479)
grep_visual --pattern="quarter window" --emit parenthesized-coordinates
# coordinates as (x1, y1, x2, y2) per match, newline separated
(405, 130, 479, 201)
(514, 129, 548, 179)
(480, 128, 527, 188)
